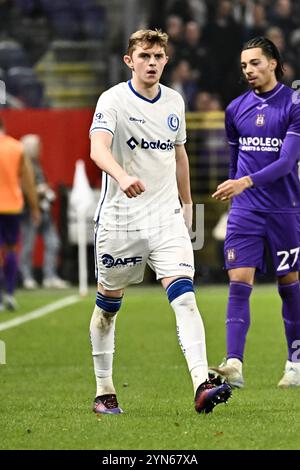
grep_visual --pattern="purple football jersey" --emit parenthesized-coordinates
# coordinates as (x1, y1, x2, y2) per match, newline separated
(225, 82, 300, 212)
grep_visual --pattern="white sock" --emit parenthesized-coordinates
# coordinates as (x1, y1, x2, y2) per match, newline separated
(170, 292, 208, 393)
(90, 304, 117, 397)
(227, 358, 243, 373)
(287, 360, 300, 372)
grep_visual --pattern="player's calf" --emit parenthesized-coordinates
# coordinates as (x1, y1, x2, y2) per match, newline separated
(90, 292, 123, 412)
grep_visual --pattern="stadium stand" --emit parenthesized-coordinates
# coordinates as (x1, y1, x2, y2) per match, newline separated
(6, 66, 45, 107)
(1, 0, 300, 279)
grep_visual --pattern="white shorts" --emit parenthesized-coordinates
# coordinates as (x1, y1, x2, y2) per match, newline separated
(94, 220, 195, 290)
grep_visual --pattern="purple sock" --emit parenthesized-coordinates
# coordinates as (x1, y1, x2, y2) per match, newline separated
(4, 251, 18, 296)
(226, 281, 252, 362)
(278, 281, 300, 362)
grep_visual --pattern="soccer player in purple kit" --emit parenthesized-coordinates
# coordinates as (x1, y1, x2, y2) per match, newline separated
(211, 37, 300, 388)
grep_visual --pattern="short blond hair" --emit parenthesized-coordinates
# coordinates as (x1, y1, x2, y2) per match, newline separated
(127, 29, 168, 56)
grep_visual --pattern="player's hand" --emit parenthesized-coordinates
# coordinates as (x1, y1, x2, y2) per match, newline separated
(212, 177, 253, 201)
(182, 203, 193, 230)
(31, 208, 41, 226)
(119, 175, 145, 198)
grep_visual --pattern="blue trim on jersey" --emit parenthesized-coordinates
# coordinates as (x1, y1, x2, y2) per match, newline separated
(166, 277, 194, 304)
(90, 127, 114, 136)
(96, 292, 122, 313)
(128, 80, 161, 103)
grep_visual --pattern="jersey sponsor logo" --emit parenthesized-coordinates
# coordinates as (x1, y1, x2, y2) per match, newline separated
(126, 137, 174, 151)
(101, 253, 143, 268)
(167, 113, 179, 131)
(256, 104, 268, 110)
(239, 136, 283, 152)
(129, 116, 146, 124)
(94, 112, 108, 124)
(179, 262, 193, 269)
(256, 114, 265, 126)
(127, 137, 139, 149)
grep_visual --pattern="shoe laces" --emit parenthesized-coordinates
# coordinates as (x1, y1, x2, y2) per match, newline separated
(208, 374, 224, 386)
(98, 394, 119, 409)
(198, 379, 216, 392)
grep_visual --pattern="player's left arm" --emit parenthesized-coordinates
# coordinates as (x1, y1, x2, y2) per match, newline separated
(175, 144, 193, 228)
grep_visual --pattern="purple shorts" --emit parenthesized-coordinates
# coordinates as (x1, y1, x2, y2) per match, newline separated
(0, 214, 21, 246)
(224, 208, 300, 276)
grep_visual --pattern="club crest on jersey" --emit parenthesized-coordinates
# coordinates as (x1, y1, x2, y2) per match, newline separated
(167, 114, 179, 131)
(226, 248, 236, 262)
(255, 114, 265, 126)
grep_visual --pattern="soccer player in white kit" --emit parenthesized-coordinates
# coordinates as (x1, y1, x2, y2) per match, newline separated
(89, 29, 231, 414)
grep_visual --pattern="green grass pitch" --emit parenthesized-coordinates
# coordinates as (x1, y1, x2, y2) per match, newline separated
(0, 285, 299, 450)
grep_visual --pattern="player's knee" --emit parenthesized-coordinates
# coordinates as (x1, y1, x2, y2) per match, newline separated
(277, 272, 299, 286)
(277, 278, 300, 300)
(91, 293, 122, 332)
(228, 268, 255, 285)
(166, 277, 195, 305)
(229, 281, 252, 299)
(95, 291, 123, 316)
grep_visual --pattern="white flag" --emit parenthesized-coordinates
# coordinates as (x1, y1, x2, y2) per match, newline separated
(70, 160, 94, 215)
(70, 160, 94, 296)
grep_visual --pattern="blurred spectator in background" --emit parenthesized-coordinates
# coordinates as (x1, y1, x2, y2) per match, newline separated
(265, 25, 286, 54)
(243, 1, 269, 41)
(169, 59, 199, 110)
(0, 0, 12, 39)
(282, 60, 297, 86)
(181, 21, 208, 81)
(265, 25, 298, 73)
(165, 14, 185, 54)
(194, 90, 213, 112)
(202, 0, 243, 104)
(194, 90, 222, 111)
(0, 119, 39, 311)
(20, 134, 69, 289)
(268, 0, 295, 47)
(167, 0, 194, 23)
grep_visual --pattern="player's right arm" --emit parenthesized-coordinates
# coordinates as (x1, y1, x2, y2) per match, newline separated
(90, 132, 145, 198)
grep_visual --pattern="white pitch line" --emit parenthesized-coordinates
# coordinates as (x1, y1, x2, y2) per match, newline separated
(0, 295, 80, 332)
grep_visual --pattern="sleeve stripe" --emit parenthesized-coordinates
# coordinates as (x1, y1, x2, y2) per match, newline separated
(228, 141, 239, 145)
(90, 127, 114, 136)
(286, 131, 300, 137)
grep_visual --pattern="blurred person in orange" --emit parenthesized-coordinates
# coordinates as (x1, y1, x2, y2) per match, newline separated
(0, 118, 40, 311)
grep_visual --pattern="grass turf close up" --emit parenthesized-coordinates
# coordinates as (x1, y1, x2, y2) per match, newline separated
(0, 285, 299, 450)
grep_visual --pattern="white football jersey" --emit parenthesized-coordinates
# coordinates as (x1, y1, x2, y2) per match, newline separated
(90, 80, 187, 230)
